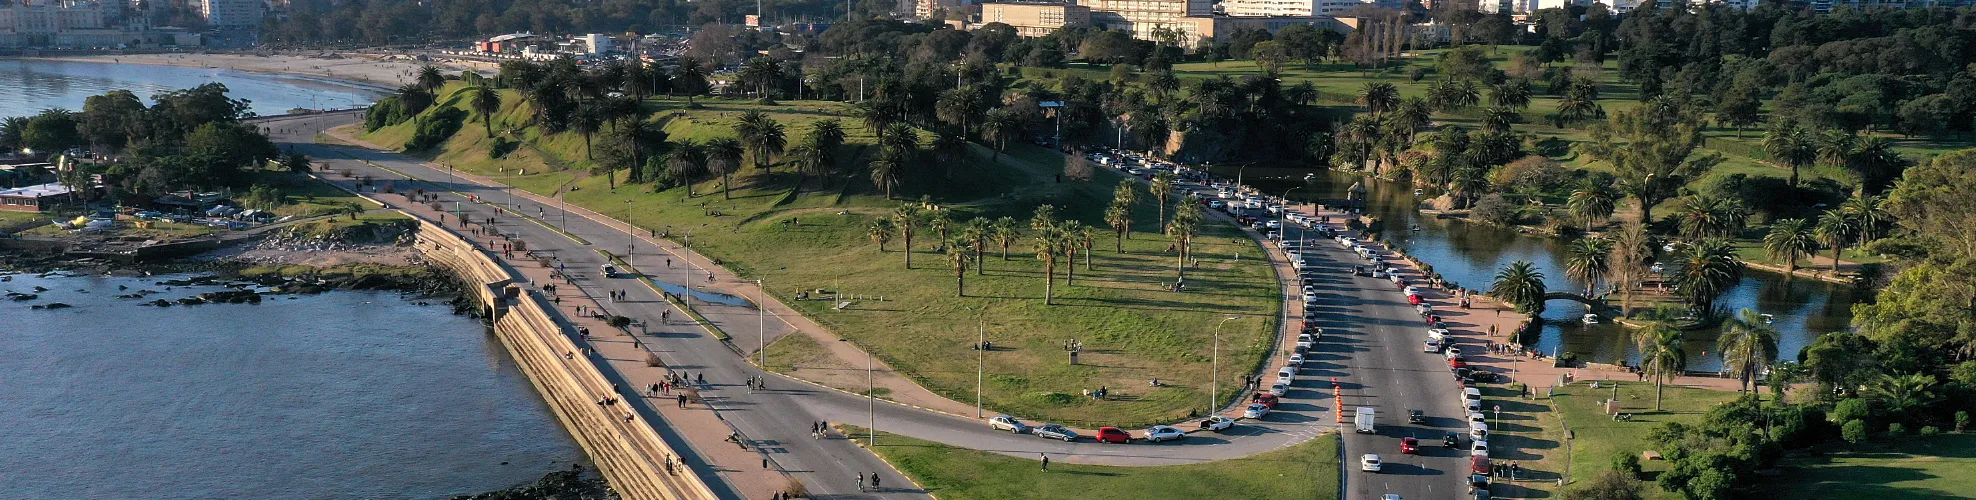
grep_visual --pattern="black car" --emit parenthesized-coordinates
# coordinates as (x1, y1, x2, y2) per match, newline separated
(1445, 432, 1462, 448)
(1466, 370, 1499, 383)
(1408, 410, 1427, 424)
(1469, 474, 1491, 489)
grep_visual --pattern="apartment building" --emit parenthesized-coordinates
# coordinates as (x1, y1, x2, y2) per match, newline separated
(979, 2, 1092, 36)
(1081, 0, 1212, 40)
(198, 0, 261, 27)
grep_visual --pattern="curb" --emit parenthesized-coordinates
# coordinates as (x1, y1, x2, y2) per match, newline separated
(837, 426, 939, 500)
(765, 365, 981, 422)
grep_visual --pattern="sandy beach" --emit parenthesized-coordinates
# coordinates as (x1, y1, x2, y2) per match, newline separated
(26, 52, 495, 91)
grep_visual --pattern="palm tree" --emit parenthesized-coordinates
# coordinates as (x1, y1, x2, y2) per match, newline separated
(1358, 82, 1399, 114)
(1150, 172, 1176, 232)
(867, 218, 894, 251)
(807, 119, 846, 173)
(1677, 196, 1750, 240)
(572, 103, 602, 160)
(936, 86, 985, 134)
(1480, 107, 1519, 134)
(1449, 80, 1481, 111)
(947, 238, 972, 297)
(735, 112, 785, 172)
(1105, 203, 1132, 252)
(1489, 261, 1547, 313)
(1566, 237, 1613, 297)
(1635, 323, 1689, 411)
(927, 205, 952, 244)
(1762, 124, 1816, 187)
(1841, 195, 1887, 242)
(1763, 218, 1817, 272)
(1813, 209, 1855, 273)
(893, 204, 922, 269)
(1567, 184, 1618, 232)
(416, 64, 446, 93)
(962, 218, 989, 275)
(1719, 308, 1781, 393)
(980, 110, 1021, 159)
(1489, 79, 1532, 109)
(1031, 207, 1062, 305)
(1816, 130, 1859, 172)
(1078, 224, 1096, 271)
(991, 216, 1018, 261)
(1059, 220, 1085, 284)
(469, 85, 502, 138)
(739, 56, 782, 99)
(1673, 238, 1743, 315)
(1169, 195, 1203, 279)
(870, 149, 904, 200)
(1866, 373, 1939, 418)
(705, 137, 744, 200)
(1553, 84, 1600, 127)
(667, 140, 707, 197)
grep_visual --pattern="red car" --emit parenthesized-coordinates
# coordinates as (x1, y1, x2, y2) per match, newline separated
(1095, 426, 1132, 444)
(1252, 393, 1280, 409)
(1449, 357, 1469, 369)
(1401, 437, 1419, 454)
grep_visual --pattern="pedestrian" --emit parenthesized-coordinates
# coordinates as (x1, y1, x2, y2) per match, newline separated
(1040, 453, 1049, 470)
(677, 394, 687, 408)
(762, 458, 768, 469)
(871, 473, 880, 490)
(857, 472, 865, 492)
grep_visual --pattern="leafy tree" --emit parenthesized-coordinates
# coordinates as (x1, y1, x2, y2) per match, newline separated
(78, 90, 147, 150)
(1587, 97, 1722, 224)
(1716, 83, 1763, 136)
(1719, 309, 1781, 394)
(1572, 470, 1644, 500)
(1636, 323, 1689, 411)
(282, 153, 312, 173)
(1762, 218, 1816, 272)
(1250, 41, 1289, 76)
(22, 109, 81, 154)
(1489, 260, 1547, 313)
(1842, 419, 1867, 444)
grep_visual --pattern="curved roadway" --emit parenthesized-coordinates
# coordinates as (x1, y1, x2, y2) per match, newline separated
(261, 112, 1483, 500)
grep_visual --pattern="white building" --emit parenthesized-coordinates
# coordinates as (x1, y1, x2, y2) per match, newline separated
(198, 0, 262, 27)
(580, 33, 612, 54)
(1223, 0, 1398, 17)
(1082, 0, 1214, 40)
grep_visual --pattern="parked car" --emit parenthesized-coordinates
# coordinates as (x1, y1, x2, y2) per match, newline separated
(1401, 437, 1419, 454)
(1288, 353, 1305, 366)
(1199, 415, 1236, 432)
(1269, 382, 1289, 396)
(989, 415, 1029, 433)
(1144, 425, 1187, 443)
(1252, 393, 1279, 409)
(1244, 403, 1271, 419)
(1467, 370, 1499, 383)
(1095, 426, 1132, 444)
(1361, 454, 1383, 472)
(1423, 339, 1444, 353)
(1472, 440, 1490, 457)
(1032, 423, 1079, 442)
(1470, 474, 1492, 489)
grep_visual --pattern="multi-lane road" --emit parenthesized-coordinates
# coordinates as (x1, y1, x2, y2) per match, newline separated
(257, 111, 1496, 500)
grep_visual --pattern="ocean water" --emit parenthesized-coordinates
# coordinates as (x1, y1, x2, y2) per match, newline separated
(0, 272, 582, 499)
(0, 59, 379, 119)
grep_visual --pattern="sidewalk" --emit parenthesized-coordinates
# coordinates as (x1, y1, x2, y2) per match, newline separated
(312, 160, 791, 499)
(323, 126, 984, 421)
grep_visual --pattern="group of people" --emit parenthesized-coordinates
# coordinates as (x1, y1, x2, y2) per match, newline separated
(745, 375, 769, 391)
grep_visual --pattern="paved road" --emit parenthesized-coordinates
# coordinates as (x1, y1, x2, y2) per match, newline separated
(258, 112, 1483, 499)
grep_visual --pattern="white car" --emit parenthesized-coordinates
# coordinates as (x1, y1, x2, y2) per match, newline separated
(1265, 220, 1282, 229)
(1423, 339, 1444, 353)
(1288, 353, 1305, 366)
(1244, 403, 1271, 419)
(1199, 415, 1236, 432)
(1402, 286, 1419, 296)
(1144, 425, 1187, 442)
(1303, 291, 1318, 302)
(1277, 367, 1296, 384)
(989, 415, 1029, 433)
(1361, 454, 1383, 472)
(1472, 441, 1490, 457)
(1445, 347, 1464, 360)
(1469, 411, 1488, 424)
(1270, 382, 1289, 396)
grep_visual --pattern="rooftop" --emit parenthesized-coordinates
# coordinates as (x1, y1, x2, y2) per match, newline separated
(0, 182, 73, 198)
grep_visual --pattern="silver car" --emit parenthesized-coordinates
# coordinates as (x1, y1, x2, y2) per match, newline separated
(1032, 423, 1080, 442)
(989, 415, 1029, 433)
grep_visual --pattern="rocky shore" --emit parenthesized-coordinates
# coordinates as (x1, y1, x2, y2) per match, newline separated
(450, 465, 612, 500)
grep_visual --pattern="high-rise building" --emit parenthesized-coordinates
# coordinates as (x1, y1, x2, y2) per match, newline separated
(197, 0, 261, 27)
(1080, 0, 1213, 40)
(979, 2, 1091, 37)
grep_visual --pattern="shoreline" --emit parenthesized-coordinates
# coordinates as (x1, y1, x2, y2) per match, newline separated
(9, 52, 492, 95)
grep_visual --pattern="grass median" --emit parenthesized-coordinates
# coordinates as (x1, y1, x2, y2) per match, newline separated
(842, 425, 1339, 500)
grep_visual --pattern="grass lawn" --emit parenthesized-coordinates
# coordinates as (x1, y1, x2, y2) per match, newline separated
(1533, 382, 1743, 499)
(1769, 433, 1976, 499)
(844, 425, 1339, 500)
(364, 91, 1283, 428)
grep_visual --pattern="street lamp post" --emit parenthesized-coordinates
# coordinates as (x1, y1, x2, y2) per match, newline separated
(626, 199, 635, 270)
(757, 279, 766, 365)
(965, 305, 987, 418)
(1212, 315, 1242, 414)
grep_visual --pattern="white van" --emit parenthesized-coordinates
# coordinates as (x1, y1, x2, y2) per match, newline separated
(1355, 407, 1376, 433)
(1277, 367, 1297, 383)
(1463, 387, 1483, 402)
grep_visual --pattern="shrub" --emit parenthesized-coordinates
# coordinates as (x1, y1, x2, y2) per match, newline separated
(1842, 419, 1868, 444)
(1921, 425, 1941, 436)
(1958, 411, 1970, 432)
(405, 107, 466, 151)
(646, 353, 662, 367)
(608, 315, 632, 328)
(490, 137, 519, 159)
(1832, 398, 1872, 425)
(1612, 450, 1644, 479)
(1889, 422, 1907, 435)
(1472, 193, 1521, 226)
(1573, 470, 1644, 500)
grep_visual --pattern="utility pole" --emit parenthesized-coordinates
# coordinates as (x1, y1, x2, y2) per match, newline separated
(757, 279, 766, 366)
(1212, 316, 1241, 413)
